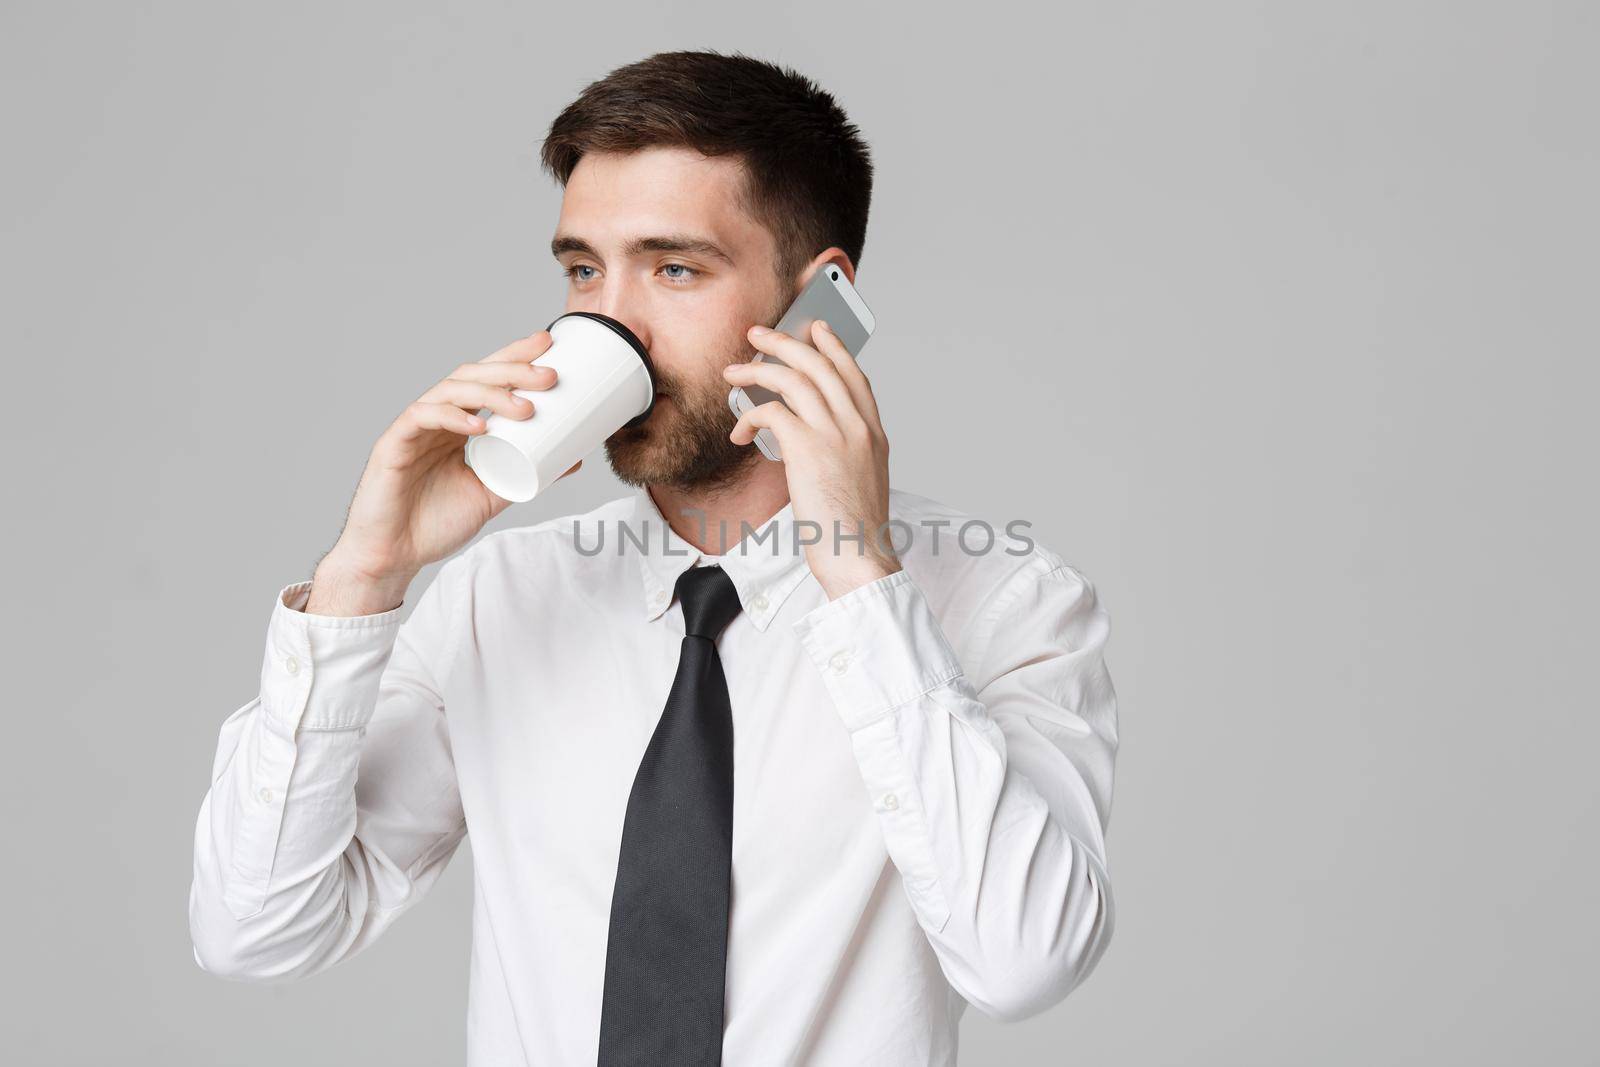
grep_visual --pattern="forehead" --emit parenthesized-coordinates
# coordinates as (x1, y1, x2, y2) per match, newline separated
(555, 146, 770, 254)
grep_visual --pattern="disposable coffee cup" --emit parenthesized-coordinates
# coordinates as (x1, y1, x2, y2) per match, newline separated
(465, 312, 657, 502)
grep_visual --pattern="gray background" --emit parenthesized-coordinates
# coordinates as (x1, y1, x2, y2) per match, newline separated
(4, 1, 1595, 1063)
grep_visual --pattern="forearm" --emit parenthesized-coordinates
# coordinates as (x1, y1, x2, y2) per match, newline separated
(189, 695, 383, 981)
(794, 562, 1119, 1022)
(843, 693, 1114, 1021)
(189, 578, 463, 982)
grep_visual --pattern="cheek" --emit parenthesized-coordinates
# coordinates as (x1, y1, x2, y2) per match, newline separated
(651, 283, 775, 384)
(673, 311, 754, 371)
(692, 297, 756, 346)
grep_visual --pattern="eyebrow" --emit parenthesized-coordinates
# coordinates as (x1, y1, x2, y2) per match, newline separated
(550, 232, 735, 266)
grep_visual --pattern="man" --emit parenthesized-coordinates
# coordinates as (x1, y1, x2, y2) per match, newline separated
(189, 49, 1119, 1066)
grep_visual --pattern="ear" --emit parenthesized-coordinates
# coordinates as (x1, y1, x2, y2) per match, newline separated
(797, 247, 858, 289)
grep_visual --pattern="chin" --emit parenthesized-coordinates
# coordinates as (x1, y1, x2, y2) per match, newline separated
(603, 383, 757, 491)
(605, 433, 755, 492)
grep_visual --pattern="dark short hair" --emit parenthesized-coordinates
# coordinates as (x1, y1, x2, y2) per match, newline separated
(540, 50, 873, 288)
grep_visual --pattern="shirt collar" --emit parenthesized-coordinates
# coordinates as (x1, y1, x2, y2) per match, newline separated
(629, 485, 814, 632)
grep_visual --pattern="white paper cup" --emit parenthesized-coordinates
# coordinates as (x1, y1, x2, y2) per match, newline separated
(465, 312, 657, 502)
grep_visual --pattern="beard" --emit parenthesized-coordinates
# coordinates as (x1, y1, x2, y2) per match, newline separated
(604, 298, 789, 494)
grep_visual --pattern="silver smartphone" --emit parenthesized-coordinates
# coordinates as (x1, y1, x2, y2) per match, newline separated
(727, 263, 876, 461)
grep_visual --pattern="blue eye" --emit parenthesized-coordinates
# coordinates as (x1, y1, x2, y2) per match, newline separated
(562, 263, 700, 285)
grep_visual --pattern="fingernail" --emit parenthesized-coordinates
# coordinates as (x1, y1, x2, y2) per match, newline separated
(818, 319, 834, 333)
(750, 325, 771, 335)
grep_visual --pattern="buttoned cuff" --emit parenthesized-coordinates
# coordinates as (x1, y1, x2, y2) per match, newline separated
(792, 570, 965, 732)
(261, 580, 405, 734)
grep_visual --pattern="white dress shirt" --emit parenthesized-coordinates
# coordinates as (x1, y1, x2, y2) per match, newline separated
(189, 484, 1119, 1065)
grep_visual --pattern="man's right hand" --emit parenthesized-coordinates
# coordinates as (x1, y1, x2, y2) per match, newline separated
(307, 330, 582, 615)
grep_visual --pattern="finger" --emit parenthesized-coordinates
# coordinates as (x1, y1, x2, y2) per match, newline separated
(731, 398, 806, 449)
(478, 330, 555, 364)
(450, 359, 559, 392)
(723, 358, 833, 429)
(808, 319, 883, 433)
(418, 378, 538, 421)
(746, 326, 858, 423)
(392, 400, 492, 443)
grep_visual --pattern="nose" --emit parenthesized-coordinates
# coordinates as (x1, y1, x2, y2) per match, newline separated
(604, 311, 651, 354)
(581, 281, 650, 352)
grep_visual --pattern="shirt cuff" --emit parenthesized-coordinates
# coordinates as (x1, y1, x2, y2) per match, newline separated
(261, 579, 405, 734)
(791, 570, 965, 732)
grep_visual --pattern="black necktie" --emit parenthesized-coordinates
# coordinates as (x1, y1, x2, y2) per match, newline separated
(598, 563, 744, 1066)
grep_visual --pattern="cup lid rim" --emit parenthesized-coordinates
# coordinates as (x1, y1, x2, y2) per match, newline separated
(546, 311, 658, 428)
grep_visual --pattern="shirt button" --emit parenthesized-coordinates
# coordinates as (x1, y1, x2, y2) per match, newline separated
(258, 787, 273, 803)
(751, 593, 770, 612)
(654, 589, 669, 606)
(881, 792, 899, 810)
(828, 650, 851, 675)
(284, 655, 300, 675)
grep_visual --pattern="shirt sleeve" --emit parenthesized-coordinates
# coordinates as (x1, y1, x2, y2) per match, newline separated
(791, 558, 1118, 1023)
(188, 564, 469, 983)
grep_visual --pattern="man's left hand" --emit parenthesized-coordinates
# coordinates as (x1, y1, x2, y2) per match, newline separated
(724, 320, 902, 601)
